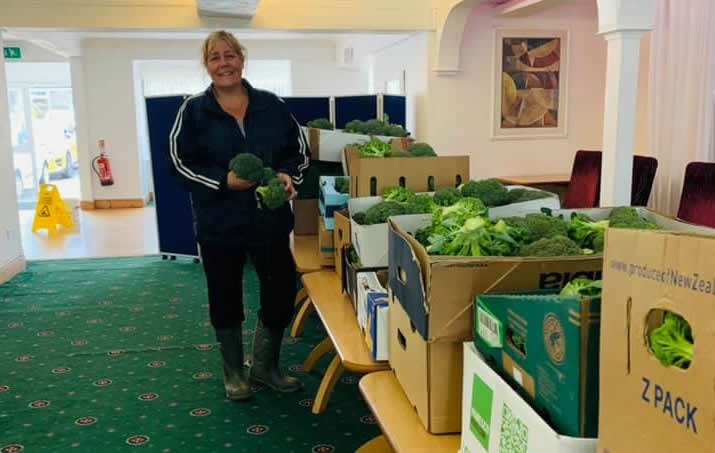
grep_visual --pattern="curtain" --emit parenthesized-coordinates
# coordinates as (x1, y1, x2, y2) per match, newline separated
(648, 0, 715, 215)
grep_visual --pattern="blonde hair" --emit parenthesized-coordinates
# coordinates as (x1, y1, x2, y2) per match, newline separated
(202, 30, 246, 68)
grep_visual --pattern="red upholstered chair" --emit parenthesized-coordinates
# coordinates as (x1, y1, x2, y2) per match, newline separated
(677, 162, 715, 228)
(563, 150, 602, 209)
(631, 155, 658, 206)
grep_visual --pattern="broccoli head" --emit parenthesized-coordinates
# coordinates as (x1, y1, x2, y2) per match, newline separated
(436, 197, 488, 225)
(568, 213, 609, 249)
(433, 187, 463, 207)
(518, 235, 583, 257)
(407, 142, 437, 157)
(261, 167, 276, 186)
(560, 278, 602, 297)
(363, 201, 407, 225)
(358, 138, 392, 158)
(460, 179, 510, 207)
(334, 177, 350, 194)
(385, 124, 410, 137)
(382, 186, 415, 203)
(344, 119, 365, 134)
(256, 178, 288, 210)
(230, 153, 265, 183)
(608, 207, 660, 230)
(507, 188, 551, 204)
(307, 118, 334, 130)
(649, 312, 693, 369)
(352, 212, 367, 225)
(404, 194, 436, 214)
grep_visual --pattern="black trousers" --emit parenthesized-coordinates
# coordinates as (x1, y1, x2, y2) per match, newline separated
(199, 235, 297, 330)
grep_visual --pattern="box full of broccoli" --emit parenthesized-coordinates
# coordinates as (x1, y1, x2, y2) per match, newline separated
(599, 227, 715, 453)
(474, 279, 602, 438)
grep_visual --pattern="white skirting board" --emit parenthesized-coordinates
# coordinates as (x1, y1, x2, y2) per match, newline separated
(0, 255, 26, 286)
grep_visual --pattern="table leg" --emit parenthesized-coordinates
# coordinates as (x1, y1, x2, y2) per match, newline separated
(294, 287, 308, 308)
(290, 298, 314, 338)
(303, 337, 335, 373)
(312, 355, 344, 414)
(355, 435, 394, 453)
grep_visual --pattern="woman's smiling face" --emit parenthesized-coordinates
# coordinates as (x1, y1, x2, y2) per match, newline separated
(206, 39, 244, 89)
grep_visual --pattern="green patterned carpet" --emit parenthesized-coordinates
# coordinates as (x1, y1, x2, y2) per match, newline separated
(0, 257, 379, 452)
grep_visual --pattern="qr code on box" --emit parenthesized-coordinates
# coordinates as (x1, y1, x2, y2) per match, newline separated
(499, 403, 528, 453)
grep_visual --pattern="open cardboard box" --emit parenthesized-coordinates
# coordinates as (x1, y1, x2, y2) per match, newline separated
(306, 127, 406, 163)
(598, 228, 715, 453)
(349, 188, 560, 267)
(342, 145, 470, 197)
(461, 342, 597, 453)
(387, 207, 714, 343)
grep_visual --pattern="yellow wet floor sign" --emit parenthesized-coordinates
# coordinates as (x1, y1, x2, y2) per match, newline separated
(32, 184, 73, 233)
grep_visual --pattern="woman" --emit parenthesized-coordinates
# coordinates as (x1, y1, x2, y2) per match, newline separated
(169, 30, 310, 401)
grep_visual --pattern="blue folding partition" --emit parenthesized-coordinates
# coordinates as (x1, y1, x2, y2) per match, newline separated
(282, 96, 330, 126)
(383, 95, 407, 128)
(145, 95, 199, 260)
(334, 95, 379, 129)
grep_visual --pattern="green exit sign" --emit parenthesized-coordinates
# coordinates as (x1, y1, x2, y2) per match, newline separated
(3, 47, 22, 60)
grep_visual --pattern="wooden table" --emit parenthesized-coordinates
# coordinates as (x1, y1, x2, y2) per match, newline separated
(497, 173, 571, 203)
(301, 271, 390, 414)
(358, 371, 461, 453)
(290, 234, 323, 337)
(496, 173, 571, 186)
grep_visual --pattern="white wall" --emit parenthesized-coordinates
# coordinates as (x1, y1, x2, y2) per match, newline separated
(424, 0, 608, 179)
(81, 37, 369, 201)
(0, 37, 25, 277)
(2, 40, 66, 63)
(370, 33, 429, 139)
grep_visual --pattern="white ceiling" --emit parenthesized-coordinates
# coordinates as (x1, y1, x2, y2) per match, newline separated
(1, 28, 412, 58)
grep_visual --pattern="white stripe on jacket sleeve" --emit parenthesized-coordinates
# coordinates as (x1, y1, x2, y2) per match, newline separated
(169, 96, 221, 190)
(291, 115, 310, 185)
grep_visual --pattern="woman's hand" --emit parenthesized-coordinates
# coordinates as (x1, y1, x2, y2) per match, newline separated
(227, 171, 256, 191)
(276, 172, 298, 200)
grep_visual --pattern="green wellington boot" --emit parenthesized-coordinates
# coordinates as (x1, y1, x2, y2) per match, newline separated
(215, 327, 253, 401)
(249, 319, 303, 392)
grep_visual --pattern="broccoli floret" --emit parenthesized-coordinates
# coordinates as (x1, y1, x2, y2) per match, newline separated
(433, 187, 463, 207)
(229, 153, 265, 183)
(414, 226, 432, 247)
(363, 119, 387, 136)
(382, 186, 415, 203)
(407, 142, 437, 157)
(334, 177, 350, 194)
(344, 119, 365, 134)
(608, 207, 660, 230)
(507, 188, 551, 203)
(352, 212, 367, 225)
(502, 213, 569, 243)
(519, 235, 583, 257)
(256, 178, 288, 210)
(435, 197, 488, 226)
(560, 278, 602, 297)
(649, 312, 693, 369)
(568, 213, 609, 249)
(592, 233, 605, 253)
(358, 138, 392, 158)
(307, 118, 334, 130)
(460, 179, 510, 207)
(404, 194, 436, 214)
(363, 201, 407, 225)
(261, 167, 276, 186)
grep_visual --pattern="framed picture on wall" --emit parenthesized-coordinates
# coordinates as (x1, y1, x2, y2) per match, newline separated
(491, 29, 569, 139)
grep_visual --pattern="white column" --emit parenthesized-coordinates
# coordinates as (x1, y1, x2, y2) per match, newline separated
(599, 31, 646, 206)
(69, 56, 94, 206)
(596, 0, 655, 207)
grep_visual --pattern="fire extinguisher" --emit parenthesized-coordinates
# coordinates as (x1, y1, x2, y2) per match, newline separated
(91, 139, 114, 186)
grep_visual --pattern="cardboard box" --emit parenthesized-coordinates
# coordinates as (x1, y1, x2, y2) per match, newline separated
(389, 294, 464, 434)
(343, 245, 387, 313)
(475, 289, 601, 438)
(293, 199, 319, 235)
(306, 127, 397, 163)
(388, 208, 715, 343)
(349, 188, 560, 267)
(598, 228, 715, 453)
(333, 210, 351, 287)
(342, 146, 470, 197)
(461, 342, 597, 453)
(365, 292, 389, 361)
(317, 215, 334, 267)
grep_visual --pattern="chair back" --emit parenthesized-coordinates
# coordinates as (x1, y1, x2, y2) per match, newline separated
(677, 162, 715, 228)
(631, 155, 658, 206)
(563, 150, 602, 209)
